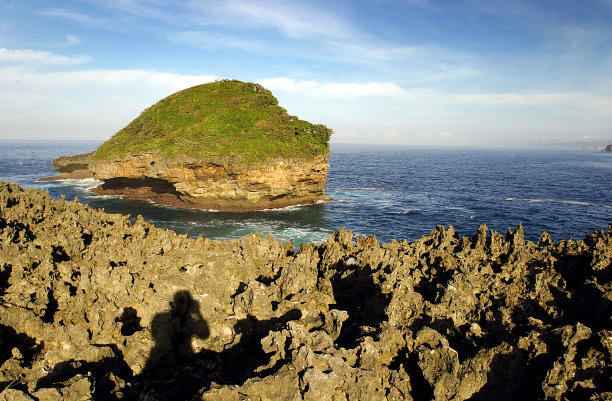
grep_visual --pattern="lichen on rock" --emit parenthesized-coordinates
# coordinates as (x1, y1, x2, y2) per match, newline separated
(0, 182, 610, 400)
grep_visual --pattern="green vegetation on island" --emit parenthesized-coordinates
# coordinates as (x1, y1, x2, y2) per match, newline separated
(94, 79, 332, 165)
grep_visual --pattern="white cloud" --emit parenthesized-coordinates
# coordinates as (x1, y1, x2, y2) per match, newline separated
(0, 66, 218, 140)
(0, 48, 91, 65)
(258, 77, 407, 98)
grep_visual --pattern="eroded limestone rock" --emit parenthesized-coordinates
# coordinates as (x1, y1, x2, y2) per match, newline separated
(0, 182, 610, 400)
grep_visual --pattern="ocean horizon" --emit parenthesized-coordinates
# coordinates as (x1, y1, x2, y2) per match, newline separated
(0, 140, 610, 245)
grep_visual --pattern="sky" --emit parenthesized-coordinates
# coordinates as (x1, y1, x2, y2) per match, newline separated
(1, 0, 612, 147)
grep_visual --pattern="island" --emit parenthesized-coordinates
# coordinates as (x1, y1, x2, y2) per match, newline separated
(605, 144, 612, 152)
(43, 80, 332, 211)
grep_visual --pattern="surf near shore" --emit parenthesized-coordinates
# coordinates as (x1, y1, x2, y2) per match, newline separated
(0, 181, 610, 400)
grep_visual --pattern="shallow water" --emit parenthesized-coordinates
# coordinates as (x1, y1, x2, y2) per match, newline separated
(0, 141, 610, 245)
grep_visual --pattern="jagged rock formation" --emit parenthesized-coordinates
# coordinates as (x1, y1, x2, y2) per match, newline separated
(0, 182, 610, 400)
(42, 80, 332, 211)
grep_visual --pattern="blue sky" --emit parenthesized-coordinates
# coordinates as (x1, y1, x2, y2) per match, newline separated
(1, 0, 611, 146)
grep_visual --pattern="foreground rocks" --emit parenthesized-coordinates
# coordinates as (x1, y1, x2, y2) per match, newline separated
(0, 182, 610, 400)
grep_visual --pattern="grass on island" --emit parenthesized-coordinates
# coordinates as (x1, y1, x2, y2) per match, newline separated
(93, 80, 332, 165)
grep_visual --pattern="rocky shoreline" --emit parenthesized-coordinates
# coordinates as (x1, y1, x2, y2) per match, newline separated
(0, 181, 610, 400)
(41, 152, 330, 211)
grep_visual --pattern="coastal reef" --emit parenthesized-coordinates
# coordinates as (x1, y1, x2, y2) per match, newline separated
(44, 80, 332, 211)
(1, 182, 611, 400)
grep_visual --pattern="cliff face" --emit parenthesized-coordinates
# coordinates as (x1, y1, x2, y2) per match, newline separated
(87, 152, 330, 210)
(1, 182, 611, 401)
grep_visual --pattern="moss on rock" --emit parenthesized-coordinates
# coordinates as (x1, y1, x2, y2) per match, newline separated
(93, 79, 332, 166)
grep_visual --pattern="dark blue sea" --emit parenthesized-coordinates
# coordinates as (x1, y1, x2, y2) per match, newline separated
(0, 140, 610, 245)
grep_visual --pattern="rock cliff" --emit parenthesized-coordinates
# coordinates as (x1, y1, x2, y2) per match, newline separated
(1, 182, 610, 400)
(88, 152, 330, 210)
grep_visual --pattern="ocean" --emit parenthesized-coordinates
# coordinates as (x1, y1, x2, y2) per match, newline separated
(0, 140, 610, 245)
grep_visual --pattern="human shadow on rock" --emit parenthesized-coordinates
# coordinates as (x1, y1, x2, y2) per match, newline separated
(143, 290, 210, 374)
(37, 291, 302, 401)
(331, 261, 390, 349)
(141, 291, 301, 399)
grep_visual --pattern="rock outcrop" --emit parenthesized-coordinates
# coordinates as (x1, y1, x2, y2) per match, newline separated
(1, 182, 610, 400)
(38, 152, 94, 181)
(88, 152, 330, 211)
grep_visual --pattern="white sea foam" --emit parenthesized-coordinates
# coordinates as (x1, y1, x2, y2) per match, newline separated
(55, 178, 103, 190)
(505, 197, 608, 208)
(334, 187, 383, 191)
(92, 194, 123, 200)
(400, 209, 420, 215)
(261, 200, 328, 212)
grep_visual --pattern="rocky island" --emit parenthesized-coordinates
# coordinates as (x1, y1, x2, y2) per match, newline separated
(43, 80, 332, 211)
(1, 182, 610, 400)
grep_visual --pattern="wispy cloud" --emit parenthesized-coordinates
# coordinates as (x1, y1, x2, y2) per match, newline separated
(39, 7, 107, 25)
(64, 35, 82, 46)
(213, 0, 353, 39)
(49, 35, 82, 48)
(0, 48, 91, 65)
(258, 77, 407, 98)
(169, 31, 265, 52)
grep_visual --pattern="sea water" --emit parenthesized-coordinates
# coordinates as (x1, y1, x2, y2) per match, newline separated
(0, 140, 610, 245)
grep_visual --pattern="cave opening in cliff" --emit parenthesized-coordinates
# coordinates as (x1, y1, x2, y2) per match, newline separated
(97, 177, 180, 195)
(93, 177, 186, 206)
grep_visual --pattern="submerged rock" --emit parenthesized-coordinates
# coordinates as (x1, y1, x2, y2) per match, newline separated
(0, 181, 610, 400)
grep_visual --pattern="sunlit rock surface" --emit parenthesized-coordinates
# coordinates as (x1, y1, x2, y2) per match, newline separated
(0, 182, 610, 400)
